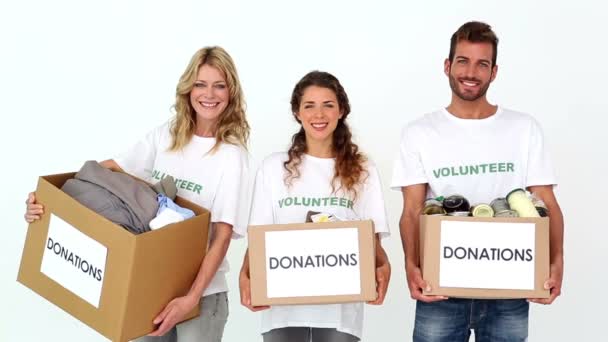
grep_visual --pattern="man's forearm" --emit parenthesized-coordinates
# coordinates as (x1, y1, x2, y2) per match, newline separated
(547, 203, 564, 265)
(400, 213, 420, 268)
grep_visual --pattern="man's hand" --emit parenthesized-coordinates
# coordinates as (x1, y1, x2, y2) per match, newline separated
(406, 264, 447, 302)
(528, 261, 563, 305)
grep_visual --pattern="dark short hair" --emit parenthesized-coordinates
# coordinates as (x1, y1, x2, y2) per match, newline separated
(449, 21, 499, 66)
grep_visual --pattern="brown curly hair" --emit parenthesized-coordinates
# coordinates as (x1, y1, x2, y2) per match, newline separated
(284, 71, 367, 199)
(169, 46, 249, 152)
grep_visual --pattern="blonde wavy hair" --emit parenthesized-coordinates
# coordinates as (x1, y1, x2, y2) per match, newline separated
(169, 46, 249, 152)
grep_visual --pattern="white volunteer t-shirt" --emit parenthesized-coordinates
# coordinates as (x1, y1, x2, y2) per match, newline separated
(391, 107, 557, 203)
(249, 152, 390, 338)
(115, 121, 250, 296)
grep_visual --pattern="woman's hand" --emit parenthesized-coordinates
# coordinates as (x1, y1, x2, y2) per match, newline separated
(24, 192, 44, 223)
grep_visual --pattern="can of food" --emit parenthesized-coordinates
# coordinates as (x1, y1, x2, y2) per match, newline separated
(494, 209, 519, 218)
(506, 188, 540, 217)
(529, 193, 549, 217)
(535, 207, 548, 217)
(471, 204, 494, 217)
(423, 198, 446, 215)
(443, 194, 470, 213)
(490, 197, 510, 213)
(448, 211, 470, 217)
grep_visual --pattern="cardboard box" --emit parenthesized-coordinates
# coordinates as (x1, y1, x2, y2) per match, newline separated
(248, 220, 377, 306)
(17, 172, 210, 342)
(420, 215, 550, 299)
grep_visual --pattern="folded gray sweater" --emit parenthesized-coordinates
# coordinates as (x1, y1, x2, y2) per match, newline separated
(61, 161, 159, 234)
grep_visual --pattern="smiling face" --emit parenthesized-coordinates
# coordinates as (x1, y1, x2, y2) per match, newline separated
(445, 40, 498, 102)
(296, 85, 343, 147)
(189, 64, 229, 128)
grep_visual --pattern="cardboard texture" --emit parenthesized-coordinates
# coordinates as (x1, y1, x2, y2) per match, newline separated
(17, 172, 210, 342)
(248, 220, 377, 306)
(420, 215, 550, 299)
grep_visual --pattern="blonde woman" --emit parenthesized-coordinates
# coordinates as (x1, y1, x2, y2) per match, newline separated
(24, 46, 250, 342)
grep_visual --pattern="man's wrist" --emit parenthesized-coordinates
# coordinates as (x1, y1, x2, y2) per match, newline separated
(405, 259, 419, 270)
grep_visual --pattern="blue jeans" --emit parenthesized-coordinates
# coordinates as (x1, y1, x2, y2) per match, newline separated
(413, 298, 528, 342)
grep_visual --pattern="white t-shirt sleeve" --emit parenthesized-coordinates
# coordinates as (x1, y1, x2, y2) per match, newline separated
(357, 162, 390, 239)
(525, 119, 557, 187)
(114, 125, 161, 179)
(248, 162, 275, 226)
(211, 146, 250, 239)
(390, 125, 428, 190)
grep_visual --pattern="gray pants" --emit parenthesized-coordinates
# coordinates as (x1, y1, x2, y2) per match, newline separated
(262, 327, 360, 342)
(135, 292, 228, 342)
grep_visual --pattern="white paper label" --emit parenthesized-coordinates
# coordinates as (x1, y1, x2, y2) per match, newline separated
(40, 214, 108, 308)
(265, 228, 361, 298)
(439, 221, 535, 290)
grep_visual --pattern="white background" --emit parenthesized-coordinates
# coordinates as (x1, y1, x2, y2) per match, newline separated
(439, 221, 535, 290)
(265, 228, 360, 298)
(1, 0, 606, 341)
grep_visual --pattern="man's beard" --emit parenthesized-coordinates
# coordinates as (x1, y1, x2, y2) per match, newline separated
(448, 72, 491, 102)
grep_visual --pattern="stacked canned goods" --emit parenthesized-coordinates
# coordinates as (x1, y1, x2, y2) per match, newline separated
(490, 198, 518, 217)
(422, 198, 446, 215)
(421, 189, 549, 218)
(443, 195, 470, 216)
